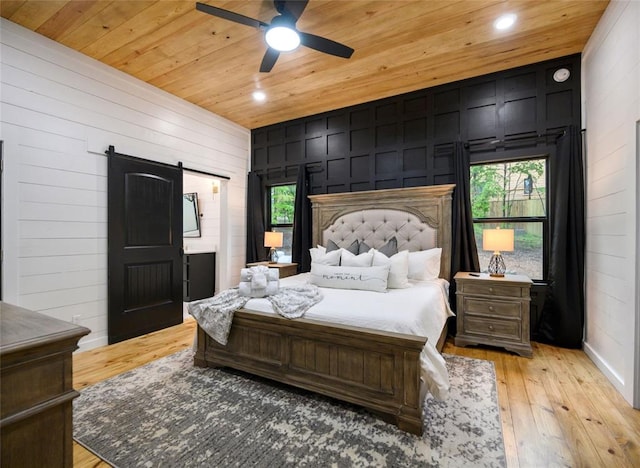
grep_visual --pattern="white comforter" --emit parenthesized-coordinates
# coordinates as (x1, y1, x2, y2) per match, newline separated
(241, 273, 455, 400)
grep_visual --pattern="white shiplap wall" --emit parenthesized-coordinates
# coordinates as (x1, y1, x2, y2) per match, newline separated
(581, 0, 639, 406)
(0, 19, 250, 351)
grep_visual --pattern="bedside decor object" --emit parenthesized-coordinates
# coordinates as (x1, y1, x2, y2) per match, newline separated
(454, 272, 533, 357)
(239, 265, 279, 298)
(264, 231, 283, 263)
(483, 227, 514, 277)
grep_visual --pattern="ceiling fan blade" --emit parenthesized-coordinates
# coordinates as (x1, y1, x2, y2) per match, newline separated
(196, 2, 268, 29)
(299, 32, 354, 59)
(260, 47, 281, 72)
(276, 0, 309, 21)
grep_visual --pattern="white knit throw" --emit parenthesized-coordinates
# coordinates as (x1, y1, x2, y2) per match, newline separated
(188, 284, 323, 345)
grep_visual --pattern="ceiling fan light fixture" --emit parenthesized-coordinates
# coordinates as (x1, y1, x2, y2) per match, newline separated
(265, 25, 300, 51)
(196, 1, 353, 72)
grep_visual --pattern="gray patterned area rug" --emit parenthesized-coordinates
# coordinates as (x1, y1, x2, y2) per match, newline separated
(73, 350, 505, 467)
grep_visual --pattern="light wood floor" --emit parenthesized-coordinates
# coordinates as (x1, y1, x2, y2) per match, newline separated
(72, 319, 640, 468)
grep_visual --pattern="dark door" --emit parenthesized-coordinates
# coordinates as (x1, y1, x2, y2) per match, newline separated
(107, 147, 183, 344)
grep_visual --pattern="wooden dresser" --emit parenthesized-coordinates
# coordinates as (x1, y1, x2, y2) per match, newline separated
(0, 302, 90, 467)
(454, 272, 533, 358)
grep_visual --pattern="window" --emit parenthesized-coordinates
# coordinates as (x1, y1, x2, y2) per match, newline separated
(268, 184, 296, 262)
(470, 158, 547, 280)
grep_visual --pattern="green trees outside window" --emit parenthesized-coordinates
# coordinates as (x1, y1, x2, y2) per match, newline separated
(269, 184, 296, 261)
(270, 185, 296, 225)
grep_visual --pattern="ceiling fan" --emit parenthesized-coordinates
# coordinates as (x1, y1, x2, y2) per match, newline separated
(195, 1, 354, 72)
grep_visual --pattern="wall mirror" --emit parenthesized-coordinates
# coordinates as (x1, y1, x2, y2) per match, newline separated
(183, 192, 201, 238)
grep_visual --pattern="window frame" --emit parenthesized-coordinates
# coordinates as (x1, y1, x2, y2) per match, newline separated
(470, 155, 550, 281)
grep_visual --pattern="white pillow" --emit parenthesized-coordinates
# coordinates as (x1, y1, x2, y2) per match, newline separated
(309, 264, 390, 292)
(408, 248, 442, 280)
(341, 249, 374, 267)
(309, 245, 326, 262)
(309, 247, 341, 266)
(372, 249, 410, 288)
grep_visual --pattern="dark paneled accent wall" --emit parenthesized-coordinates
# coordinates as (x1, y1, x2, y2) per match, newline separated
(251, 54, 581, 190)
(251, 54, 582, 340)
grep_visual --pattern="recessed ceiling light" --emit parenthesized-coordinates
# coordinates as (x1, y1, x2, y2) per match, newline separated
(252, 90, 266, 102)
(494, 14, 517, 31)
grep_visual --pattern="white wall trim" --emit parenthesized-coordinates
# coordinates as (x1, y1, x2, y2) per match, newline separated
(584, 341, 626, 392)
(77, 335, 108, 353)
(635, 119, 640, 409)
(1, 136, 20, 305)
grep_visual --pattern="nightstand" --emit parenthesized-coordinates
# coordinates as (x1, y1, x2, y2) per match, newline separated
(454, 272, 533, 358)
(246, 262, 299, 278)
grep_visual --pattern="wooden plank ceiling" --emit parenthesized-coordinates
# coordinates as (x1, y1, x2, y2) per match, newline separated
(1, 0, 608, 129)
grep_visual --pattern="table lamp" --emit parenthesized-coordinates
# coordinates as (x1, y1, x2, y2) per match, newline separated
(264, 231, 283, 263)
(483, 227, 514, 277)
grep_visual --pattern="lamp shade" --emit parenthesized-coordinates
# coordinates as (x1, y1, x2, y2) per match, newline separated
(264, 231, 283, 248)
(483, 228, 514, 252)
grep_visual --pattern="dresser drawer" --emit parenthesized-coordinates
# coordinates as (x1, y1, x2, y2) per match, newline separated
(1, 353, 68, 418)
(463, 316, 521, 341)
(463, 297, 521, 318)
(460, 282, 525, 298)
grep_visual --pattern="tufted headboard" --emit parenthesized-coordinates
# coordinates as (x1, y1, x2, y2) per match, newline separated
(308, 185, 455, 280)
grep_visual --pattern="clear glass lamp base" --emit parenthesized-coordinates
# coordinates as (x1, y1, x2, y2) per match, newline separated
(487, 253, 506, 277)
(269, 248, 279, 264)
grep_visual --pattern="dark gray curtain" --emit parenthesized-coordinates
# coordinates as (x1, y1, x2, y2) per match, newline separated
(246, 171, 266, 263)
(539, 126, 585, 348)
(292, 164, 312, 272)
(449, 141, 480, 308)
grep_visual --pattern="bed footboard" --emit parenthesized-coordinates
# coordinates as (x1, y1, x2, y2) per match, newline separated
(194, 309, 427, 435)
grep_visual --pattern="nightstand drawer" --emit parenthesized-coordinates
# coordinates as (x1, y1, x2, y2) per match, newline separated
(461, 282, 525, 298)
(464, 316, 521, 341)
(464, 298, 521, 318)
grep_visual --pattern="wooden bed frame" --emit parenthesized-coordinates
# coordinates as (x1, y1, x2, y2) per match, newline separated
(194, 184, 455, 435)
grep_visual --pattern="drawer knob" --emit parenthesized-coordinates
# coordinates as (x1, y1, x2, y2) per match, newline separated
(489, 287, 494, 293)
(488, 325, 494, 330)
(488, 305, 494, 312)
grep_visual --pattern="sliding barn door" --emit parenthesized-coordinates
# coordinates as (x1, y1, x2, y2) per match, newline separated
(107, 147, 183, 344)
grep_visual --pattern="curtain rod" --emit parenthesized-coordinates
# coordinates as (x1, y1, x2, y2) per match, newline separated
(465, 130, 567, 148)
(262, 162, 324, 176)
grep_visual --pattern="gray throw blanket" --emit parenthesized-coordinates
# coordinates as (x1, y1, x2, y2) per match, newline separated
(188, 284, 323, 345)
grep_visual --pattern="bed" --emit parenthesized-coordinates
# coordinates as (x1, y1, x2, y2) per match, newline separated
(193, 184, 455, 435)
